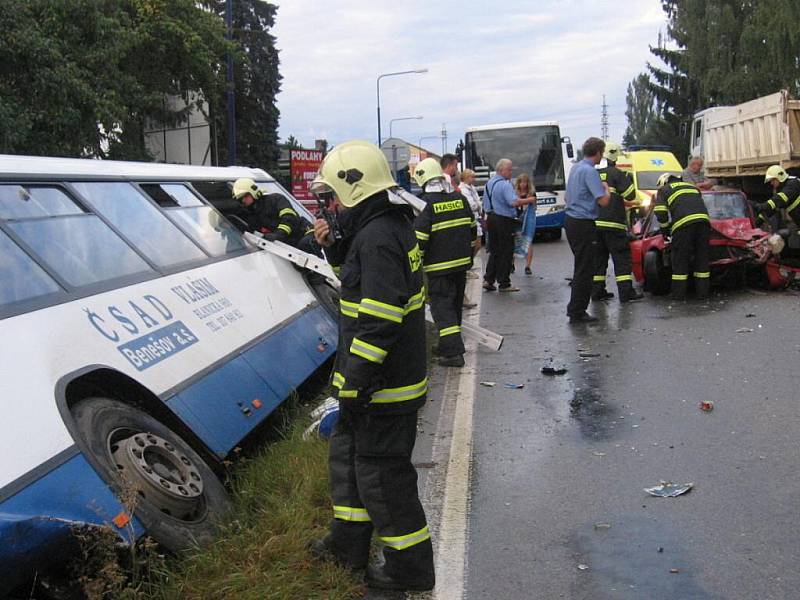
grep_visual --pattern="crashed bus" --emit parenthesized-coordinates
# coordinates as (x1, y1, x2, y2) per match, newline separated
(0, 155, 338, 593)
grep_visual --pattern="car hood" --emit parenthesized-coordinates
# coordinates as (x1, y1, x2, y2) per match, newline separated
(710, 218, 768, 241)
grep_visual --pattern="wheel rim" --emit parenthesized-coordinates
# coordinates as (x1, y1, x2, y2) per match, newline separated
(109, 429, 206, 521)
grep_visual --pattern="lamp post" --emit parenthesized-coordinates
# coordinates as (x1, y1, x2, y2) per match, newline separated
(389, 116, 423, 139)
(376, 69, 428, 145)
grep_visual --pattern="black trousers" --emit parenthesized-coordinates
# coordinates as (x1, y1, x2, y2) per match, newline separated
(593, 227, 634, 300)
(428, 271, 467, 357)
(566, 216, 598, 317)
(484, 213, 516, 287)
(328, 410, 434, 581)
(670, 221, 710, 299)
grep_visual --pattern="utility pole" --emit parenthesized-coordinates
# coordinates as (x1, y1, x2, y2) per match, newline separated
(225, 0, 236, 165)
(601, 94, 609, 141)
(441, 123, 448, 155)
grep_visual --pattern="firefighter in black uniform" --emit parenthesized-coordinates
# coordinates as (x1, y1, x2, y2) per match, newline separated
(413, 158, 477, 367)
(592, 142, 643, 303)
(755, 165, 800, 239)
(232, 177, 312, 247)
(653, 174, 711, 300)
(308, 141, 435, 592)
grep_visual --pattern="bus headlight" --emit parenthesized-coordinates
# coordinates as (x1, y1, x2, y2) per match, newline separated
(548, 205, 564, 214)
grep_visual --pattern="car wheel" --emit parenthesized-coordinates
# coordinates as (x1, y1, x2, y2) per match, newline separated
(71, 397, 230, 552)
(643, 250, 671, 295)
(550, 228, 563, 241)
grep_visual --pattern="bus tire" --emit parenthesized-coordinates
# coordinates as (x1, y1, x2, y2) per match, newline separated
(71, 397, 230, 553)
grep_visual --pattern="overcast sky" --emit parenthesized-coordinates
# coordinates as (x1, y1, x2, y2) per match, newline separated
(272, 0, 666, 153)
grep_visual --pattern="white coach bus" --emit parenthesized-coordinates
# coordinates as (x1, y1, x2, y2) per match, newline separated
(0, 155, 338, 593)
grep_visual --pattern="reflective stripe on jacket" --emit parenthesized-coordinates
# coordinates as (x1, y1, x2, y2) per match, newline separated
(328, 196, 427, 414)
(654, 181, 709, 233)
(414, 190, 477, 276)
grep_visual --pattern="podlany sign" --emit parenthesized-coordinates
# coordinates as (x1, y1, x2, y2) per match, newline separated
(290, 149, 324, 206)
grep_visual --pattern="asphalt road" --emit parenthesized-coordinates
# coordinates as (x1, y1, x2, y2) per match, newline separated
(462, 238, 800, 600)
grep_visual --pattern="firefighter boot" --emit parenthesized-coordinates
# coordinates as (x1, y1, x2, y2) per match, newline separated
(694, 275, 710, 300)
(591, 279, 614, 301)
(366, 564, 435, 591)
(618, 281, 643, 303)
(312, 521, 372, 570)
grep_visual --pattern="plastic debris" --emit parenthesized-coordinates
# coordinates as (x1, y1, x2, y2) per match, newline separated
(303, 396, 339, 440)
(504, 382, 524, 389)
(479, 381, 496, 387)
(735, 327, 754, 333)
(541, 366, 568, 376)
(594, 523, 611, 530)
(577, 564, 589, 571)
(670, 568, 680, 574)
(593, 451, 606, 457)
(699, 400, 714, 412)
(579, 352, 601, 358)
(644, 482, 694, 498)
(745, 313, 756, 318)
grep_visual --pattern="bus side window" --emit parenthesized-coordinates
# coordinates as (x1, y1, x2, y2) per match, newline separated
(0, 230, 62, 308)
(140, 184, 246, 257)
(71, 182, 209, 268)
(1, 185, 154, 288)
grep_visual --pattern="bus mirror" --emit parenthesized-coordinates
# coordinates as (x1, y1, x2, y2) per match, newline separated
(566, 143, 574, 159)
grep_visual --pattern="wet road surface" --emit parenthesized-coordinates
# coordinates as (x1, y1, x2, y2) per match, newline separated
(464, 238, 800, 600)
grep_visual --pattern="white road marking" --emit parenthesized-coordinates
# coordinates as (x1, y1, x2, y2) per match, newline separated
(431, 266, 482, 600)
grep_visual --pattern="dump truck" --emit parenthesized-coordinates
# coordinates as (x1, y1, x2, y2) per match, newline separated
(690, 90, 800, 199)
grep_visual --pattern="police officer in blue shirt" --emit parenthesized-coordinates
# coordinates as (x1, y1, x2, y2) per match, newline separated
(565, 138, 610, 323)
(482, 158, 526, 292)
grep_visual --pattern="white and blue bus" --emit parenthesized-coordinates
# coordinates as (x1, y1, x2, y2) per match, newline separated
(0, 155, 338, 593)
(462, 121, 574, 239)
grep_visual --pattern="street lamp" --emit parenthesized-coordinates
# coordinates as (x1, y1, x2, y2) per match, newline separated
(376, 69, 428, 145)
(389, 116, 423, 139)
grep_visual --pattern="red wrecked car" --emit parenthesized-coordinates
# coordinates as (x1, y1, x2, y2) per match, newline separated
(630, 189, 777, 295)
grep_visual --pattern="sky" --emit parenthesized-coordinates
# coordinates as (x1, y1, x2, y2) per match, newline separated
(272, 0, 667, 154)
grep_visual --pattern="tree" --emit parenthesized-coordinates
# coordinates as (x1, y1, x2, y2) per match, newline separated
(0, 0, 229, 159)
(284, 135, 301, 150)
(207, 0, 282, 170)
(640, 0, 800, 163)
(623, 73, 659, 147)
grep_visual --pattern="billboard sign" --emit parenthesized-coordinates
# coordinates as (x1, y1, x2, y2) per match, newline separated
(290, 149, 324, 205)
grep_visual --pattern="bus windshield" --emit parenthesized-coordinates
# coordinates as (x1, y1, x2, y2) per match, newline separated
(465, 125, 566, 190)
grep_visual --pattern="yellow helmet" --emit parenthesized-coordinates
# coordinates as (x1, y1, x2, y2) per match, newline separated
(309, 140, 396, 208)
(232, 178, 260, 201)
(413, 158, 445, 188)
(765, 165, 788, 183)
(603, 141, 622, 162)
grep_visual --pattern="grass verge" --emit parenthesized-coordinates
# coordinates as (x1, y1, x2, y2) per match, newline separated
(139, 415, 365, 600)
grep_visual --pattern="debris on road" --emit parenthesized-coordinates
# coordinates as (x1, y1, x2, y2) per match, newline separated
(699, 400, 714, 412)
(579, 352, 601, 358)
(593, 451, 606, 457)
(593, 523, 611, 530)
(670, 568, 680, 574)
(479, 381, 496, 387)
(504, 382, 524, 389)
(541, 365, 568, 376)
(303, 396, 339, 440)
(644, 482, 694, 498)
(735, 327, 754, 333)
(745, 313, 756, 318)
(577, 564, 589, 571)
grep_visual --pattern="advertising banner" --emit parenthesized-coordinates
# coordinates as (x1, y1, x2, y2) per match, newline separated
(290, 149, 324, 206)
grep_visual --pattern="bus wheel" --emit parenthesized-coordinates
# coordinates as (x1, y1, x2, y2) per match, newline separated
(71, 397, 230, 552)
